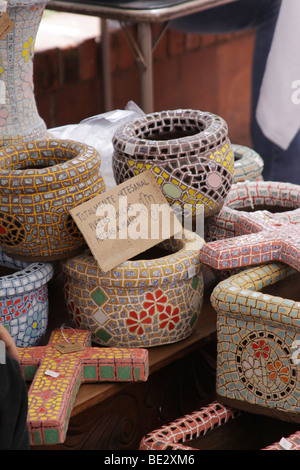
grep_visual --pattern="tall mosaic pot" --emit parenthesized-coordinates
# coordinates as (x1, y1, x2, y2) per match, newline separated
(112, 109, 234, 219)
(0, 0, 49, 147)
(0, 139, 106, 261)
(62, 230, 205, 347)
(0, 248, 53, 347)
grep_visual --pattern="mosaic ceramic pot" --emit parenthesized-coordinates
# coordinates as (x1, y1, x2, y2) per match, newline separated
(0, 0, 49, 147)
(112, 109, 234, 219)
(62, 230, 205, 347)
(0, 139, 106, 261)
(212, 262, 300, 422)
(0, 248, 53, 347)
(232, 144, 264, 182)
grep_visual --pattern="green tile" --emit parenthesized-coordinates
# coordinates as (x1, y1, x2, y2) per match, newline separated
(100, 365, 114, 379)
(83, 365, 97, 379)
(118, 366, 132, 380)
(191, 275, 200, 290)
(96, 328, 112, 343)
(44, 428, 60, 444)
(91, 288, 108, 306)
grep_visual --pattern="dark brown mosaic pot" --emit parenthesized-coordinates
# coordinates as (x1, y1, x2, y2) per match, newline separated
(0, 139, 106, 261)
(112, 109, 234, 218)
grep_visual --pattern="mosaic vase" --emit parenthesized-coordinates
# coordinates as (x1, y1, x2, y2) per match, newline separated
(62, 230, 205, 347)
(212, 262, 300, 422)
(0, 0, 49, 147)
(232, 144, 264, 183)
(0, 139, 106, 261)
(112, 109, 234, 219)
(0, 247, 53, 347)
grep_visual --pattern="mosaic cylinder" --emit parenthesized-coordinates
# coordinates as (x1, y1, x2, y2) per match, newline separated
(62, 230, 205, 347)
(112, 109, 234, 219)
(0, 248, 53, 347)
(0, 139, 106, 261)
(0, 0, 49, 147)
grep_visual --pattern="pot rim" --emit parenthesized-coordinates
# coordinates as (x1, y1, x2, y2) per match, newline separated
(0, 250, 53, 297)
(0, 139, 101, 192)
(113, 109, 228, 158)
(62, 229, 205, 288)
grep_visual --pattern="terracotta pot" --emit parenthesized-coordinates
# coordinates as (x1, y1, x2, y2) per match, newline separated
(0, 139, 106, 261)
(232, 144, 264, 182)
(62, 230, 205, 347)
(112, 109, 234, 219)
(0, 0, 49, 147)
(0, 248, 53, 347)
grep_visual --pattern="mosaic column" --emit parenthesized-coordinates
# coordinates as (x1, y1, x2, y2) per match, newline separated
(0, 0, 48, 147)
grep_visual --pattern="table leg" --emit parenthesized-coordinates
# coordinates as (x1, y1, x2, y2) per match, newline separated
(100, 17, 113, 111)
(137, 22, 154, 114)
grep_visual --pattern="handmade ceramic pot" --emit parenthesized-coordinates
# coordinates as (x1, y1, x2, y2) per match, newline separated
(212, 262, 300, 422)
(112, 109, 234, 219)
(62, 230, 205, 347)
(0, 139, 106, 261)
(0, 248, 53, 347)
(0, 0, 49, 147)
(232, 144, 264, 182)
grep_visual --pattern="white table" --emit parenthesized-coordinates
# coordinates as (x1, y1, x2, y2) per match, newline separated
(48, 0, 236, 113)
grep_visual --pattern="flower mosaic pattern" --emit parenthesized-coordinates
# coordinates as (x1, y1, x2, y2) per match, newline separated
(62, 231, 205, 347)
(22, 37, 35, 63)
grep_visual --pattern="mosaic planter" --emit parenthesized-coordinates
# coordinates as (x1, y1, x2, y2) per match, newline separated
(62, 230, 205, 347)
(0, 0, 49, 147)
(232, 144, 264, 182)
(0, 139, 106, 261)
(212, 262, 300, 422)
(0, 248, 53, 347)
(112, 109, 234, 219)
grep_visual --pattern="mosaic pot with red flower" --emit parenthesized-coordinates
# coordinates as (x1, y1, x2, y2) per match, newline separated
(61, 230, 205, 347)
(0, 139, 106, 261)
(112, 109, 234, 219)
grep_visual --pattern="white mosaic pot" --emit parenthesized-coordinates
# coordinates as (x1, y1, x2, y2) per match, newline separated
(62, 230, 205, 347)
(112, 109, 234, 219)
(0, 0, 49, 147)
(0, 248, 53, 347)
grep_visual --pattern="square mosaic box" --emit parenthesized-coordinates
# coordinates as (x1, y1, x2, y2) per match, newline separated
(211, 262, 300, 422)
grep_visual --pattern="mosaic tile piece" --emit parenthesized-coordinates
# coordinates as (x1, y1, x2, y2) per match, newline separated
(201, 181, 300, 271)
(18, 327, 149, 445)
(0, 139, 106, 261)
(0, 247, 53, 347)
(232, 144, 264, 183)
(0, 0, 49, 147)
(211, 262, 300, 421)
(62, 230, 205, 347)
(139, 401, 241, 450)
(112, 109, 234, 218)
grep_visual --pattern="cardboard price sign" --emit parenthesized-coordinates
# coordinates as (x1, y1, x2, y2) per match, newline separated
(70, 170, 182, 272)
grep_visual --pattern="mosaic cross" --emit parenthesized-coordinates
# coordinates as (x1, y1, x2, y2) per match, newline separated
(18, 328, 149, 446)
(200, 208, 300, 271)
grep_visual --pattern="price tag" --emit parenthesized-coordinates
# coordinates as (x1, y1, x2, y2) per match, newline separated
(124, 141, 136, 156)
(45, 370, 60, 378)
(54, 342, 86, 354)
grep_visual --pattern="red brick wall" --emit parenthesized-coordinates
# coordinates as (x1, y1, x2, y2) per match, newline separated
(33, 26, 255, 147)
